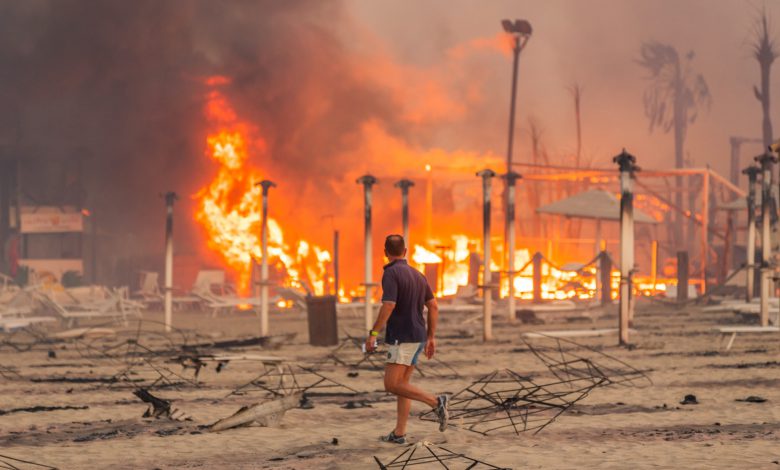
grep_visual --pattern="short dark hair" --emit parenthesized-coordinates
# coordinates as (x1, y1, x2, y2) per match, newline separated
(384, 234, 405, 257)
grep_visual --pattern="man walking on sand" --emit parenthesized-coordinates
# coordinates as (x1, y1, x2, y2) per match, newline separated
(365, 234, 449, 444)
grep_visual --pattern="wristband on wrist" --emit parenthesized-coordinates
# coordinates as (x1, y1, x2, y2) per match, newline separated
(369, 330, 379, 337)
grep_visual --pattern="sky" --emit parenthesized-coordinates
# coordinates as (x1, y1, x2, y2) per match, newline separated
(348, 0, 779, 173)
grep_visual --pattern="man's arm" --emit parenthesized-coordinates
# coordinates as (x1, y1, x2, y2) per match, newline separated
(425, 298, 439, 339)
(365, 301, 395, 352)
(424, 298, 438, 359)
(372, 301, 396, 335)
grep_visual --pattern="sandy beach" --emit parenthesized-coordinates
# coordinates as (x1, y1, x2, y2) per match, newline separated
(1, 301, 779, 469)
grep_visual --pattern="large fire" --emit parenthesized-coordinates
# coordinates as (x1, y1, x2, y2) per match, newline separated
(193, 75, 671, 303)
(195, 78, 331, 296)
(411, 238, 609, 300)
(411, 236, 667, 301)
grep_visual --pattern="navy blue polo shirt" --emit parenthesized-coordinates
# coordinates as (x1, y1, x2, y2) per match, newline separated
(381, 259, 434, 344)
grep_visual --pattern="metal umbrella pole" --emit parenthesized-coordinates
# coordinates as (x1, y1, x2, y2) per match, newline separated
(504, 172, 521, 322)
(357, 174, 378, 332)
(256, 180, 276, 337)
(755, 152, 777, 327)
(743, 166, 760, 303)
(477, 169, 497, 341)
(394, 179, 414, 249)
(614, 150, 639, 346)
(163, 192, 178, 333)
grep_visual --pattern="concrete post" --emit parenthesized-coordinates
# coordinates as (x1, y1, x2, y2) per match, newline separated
(477, 169, 496, 341)
(256, 180, 276, 336)
(504, 172, 521, 322)
(755, 153, 777, 327)
(357, 174, 378, 332)
(614, 149, 639, 346)
(532, 252, 543, 304)
(599, 251, 612, 305)
(394, 179, 414, 249)
(677, 251, 689, 302)
(743, 166, 760, 302)
(163, 192, 177, 333)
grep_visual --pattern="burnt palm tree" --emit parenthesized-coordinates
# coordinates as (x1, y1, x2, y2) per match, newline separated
(752, 10, 776, 151)
(638, 42, 711, 244)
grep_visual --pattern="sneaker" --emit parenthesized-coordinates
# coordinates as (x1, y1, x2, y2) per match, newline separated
(380, 430, 406, 444)
(434, 394, 449, 432)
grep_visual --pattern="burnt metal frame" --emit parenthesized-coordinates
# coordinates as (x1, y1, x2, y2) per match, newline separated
(0, 453, 57, 470)
(0, 324, 51, 352)
(522, 334, 652, 387)
(420, 369, 603, 435)
(413, 356, 461, 379)
(0, 365, 20, 379)
(228, 364, 359, 399)
(373, 441, 511, 469)
(103, 325, 202, 390)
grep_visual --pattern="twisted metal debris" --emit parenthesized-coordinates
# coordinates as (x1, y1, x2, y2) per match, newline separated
(228, 364, 359, 400)
(0, 453, 57, 470)
(420, 369, 603, 435)
(522, 333, 652, 387)
(374, 441, 510, 469)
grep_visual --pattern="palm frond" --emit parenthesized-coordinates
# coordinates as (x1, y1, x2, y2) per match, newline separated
(753, 10, 777, 66)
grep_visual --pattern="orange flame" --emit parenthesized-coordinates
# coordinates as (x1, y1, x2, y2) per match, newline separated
(195, 78, 331, 296)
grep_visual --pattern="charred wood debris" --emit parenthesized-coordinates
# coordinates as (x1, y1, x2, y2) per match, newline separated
(2, 320, 655, 470)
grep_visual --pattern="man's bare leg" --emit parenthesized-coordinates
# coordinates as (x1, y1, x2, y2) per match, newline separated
(394, 366, 416, 436)
(384, 363, 437, 409)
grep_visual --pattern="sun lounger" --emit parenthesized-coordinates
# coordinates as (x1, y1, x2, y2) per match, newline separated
(193, 291, 262, 316)
(133, 271, 164, 307)
(49, 327, 117, 339)
(190, 270, 265, 316)
(0, 316, 57, 332)
(714, 326, 780, 351)
(33, 289, 139, 328)
(522, 328, 638, 339)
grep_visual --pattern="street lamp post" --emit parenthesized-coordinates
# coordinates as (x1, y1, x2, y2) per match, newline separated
(501, 18, 533, 175)
(501, 19, 532, 323)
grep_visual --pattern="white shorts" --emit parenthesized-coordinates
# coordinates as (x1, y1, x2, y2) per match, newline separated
(386, 341, 426, 366)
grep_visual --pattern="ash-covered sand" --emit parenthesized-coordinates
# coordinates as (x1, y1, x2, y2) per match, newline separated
(1, 302, 779, 469)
